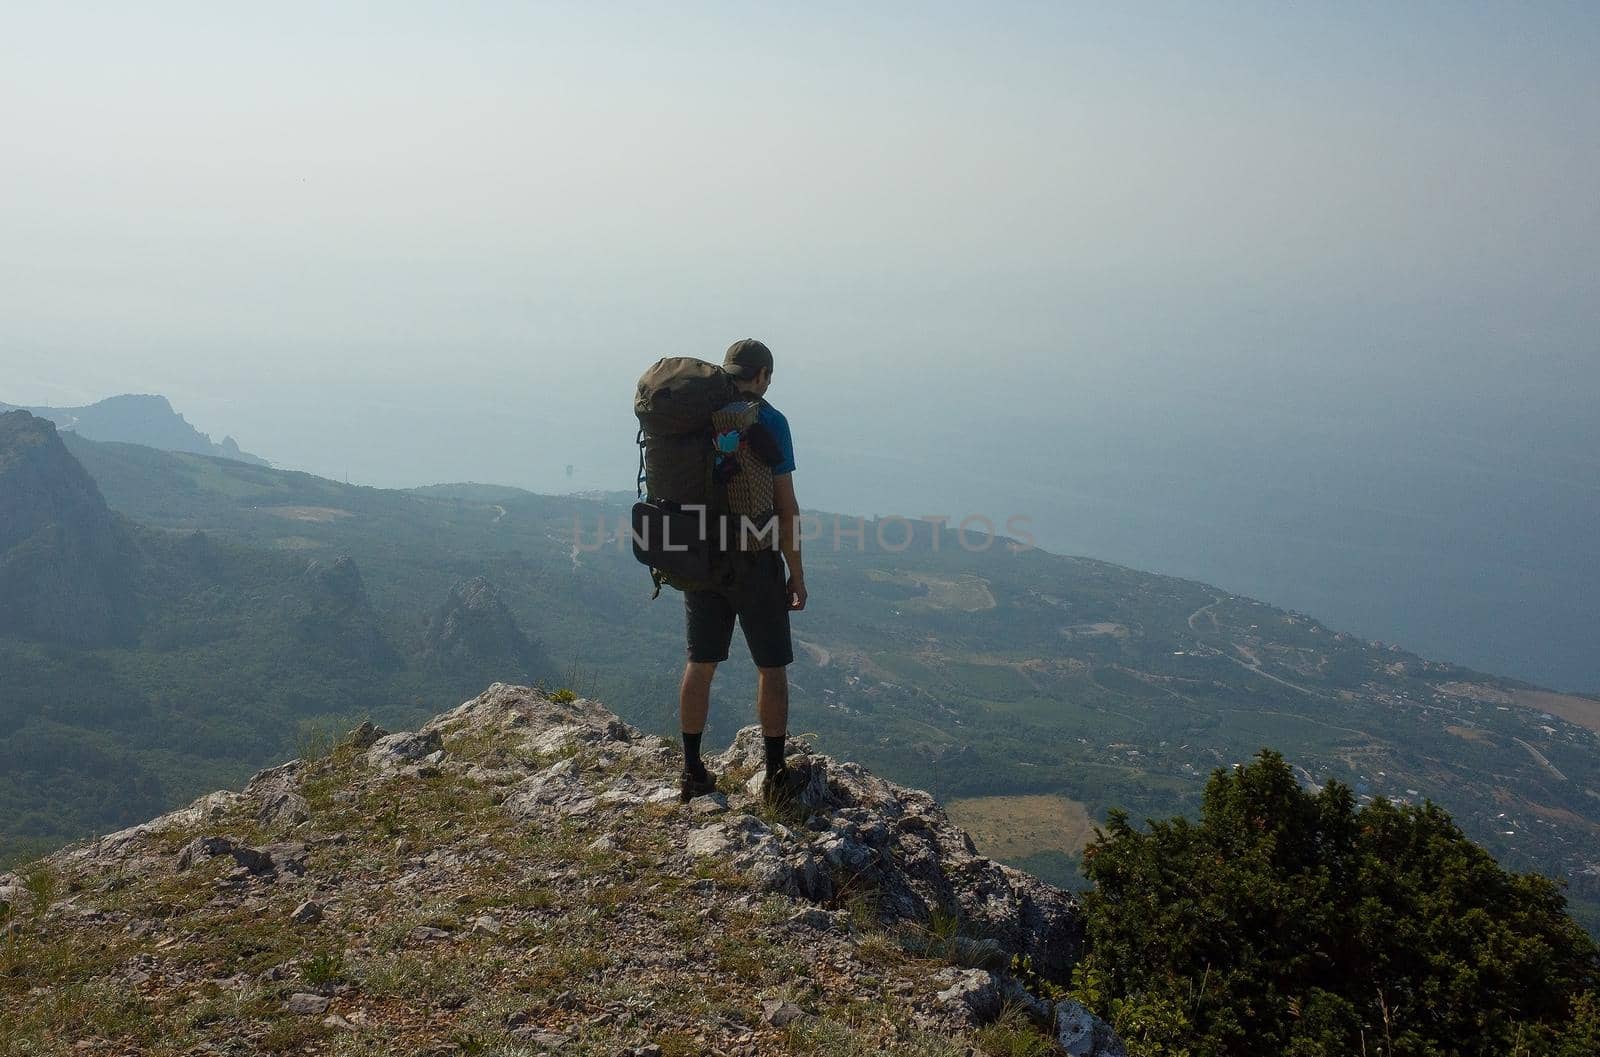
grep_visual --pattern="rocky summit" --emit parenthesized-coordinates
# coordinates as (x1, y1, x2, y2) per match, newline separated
(0, 684, 1122, 1056)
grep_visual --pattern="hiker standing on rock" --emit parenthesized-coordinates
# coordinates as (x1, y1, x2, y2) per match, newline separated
(679, 340, 805, 803)
(630, 339, 806, 805)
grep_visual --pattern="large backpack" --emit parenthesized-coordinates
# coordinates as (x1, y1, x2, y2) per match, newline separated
(632, 357, 778, 595)
(634, 357, 738, 508)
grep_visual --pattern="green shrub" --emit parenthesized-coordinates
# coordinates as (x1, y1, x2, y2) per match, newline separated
(1073, 750, 1600, 1057)
(301, 949, 344, 985)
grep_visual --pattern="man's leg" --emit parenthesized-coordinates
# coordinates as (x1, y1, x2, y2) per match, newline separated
(736, 551, 796, 781)
(757, 665, 790, 777)
(678, 660, 719, 802)
(680, 661, 717, 776)
(683, 585, 735, 790)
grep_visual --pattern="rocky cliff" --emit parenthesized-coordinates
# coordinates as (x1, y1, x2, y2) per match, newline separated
(0, 684, 1123, 1056)
(292, 556, 400, 669)
(423, 577, 548, 681)
(0, 410, 139, 645)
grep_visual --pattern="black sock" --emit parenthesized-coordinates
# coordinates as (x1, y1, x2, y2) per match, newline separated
(683, 731, 706, 777)
(764, 734, 787, 776)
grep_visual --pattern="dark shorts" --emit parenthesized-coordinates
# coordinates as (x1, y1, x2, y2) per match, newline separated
(684, 549, 793, 668)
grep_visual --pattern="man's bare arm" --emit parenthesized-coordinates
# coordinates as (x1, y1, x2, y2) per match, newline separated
(773, 473, 806, 611)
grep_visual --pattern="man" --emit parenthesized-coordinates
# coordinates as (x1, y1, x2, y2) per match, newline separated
(679, 338, 807, 804)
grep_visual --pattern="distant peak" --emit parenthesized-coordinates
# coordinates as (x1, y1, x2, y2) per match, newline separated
(12, 394, 269, 466)
(98, 393, 176, 411)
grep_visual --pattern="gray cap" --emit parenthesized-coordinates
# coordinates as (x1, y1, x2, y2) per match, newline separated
(723, 338, 773, 379)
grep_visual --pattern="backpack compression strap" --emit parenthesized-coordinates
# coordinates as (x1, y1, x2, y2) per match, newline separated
(635, 426, 646, 499)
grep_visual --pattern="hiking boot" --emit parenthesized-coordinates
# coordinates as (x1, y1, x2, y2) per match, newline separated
(680, 766, 718, 803)
(761, 765, 802, 806)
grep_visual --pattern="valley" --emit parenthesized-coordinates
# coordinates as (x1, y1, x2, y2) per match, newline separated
(5, 413, 1598, 935)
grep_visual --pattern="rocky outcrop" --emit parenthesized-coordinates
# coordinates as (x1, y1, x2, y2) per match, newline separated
(365, 729, 443, 774)
(405, 686, 1083, 980)
(216, 435, 257, 463)
(422, 576, 546, 680)
(291, 556, 398, 667)
(249, 761, 312, 826)
(22, 683, 1118, 1055)
(0, 873, 25, 915)
(701, 729, 1086, 981)
(1056, 998, 1130, 1057)
(301, 555, 368, 606)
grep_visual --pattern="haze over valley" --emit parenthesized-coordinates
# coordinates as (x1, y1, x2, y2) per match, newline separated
(6, 7, 1600, 1051)
(8, 4, 1594, 690)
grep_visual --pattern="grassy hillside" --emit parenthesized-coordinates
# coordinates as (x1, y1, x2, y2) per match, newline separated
(0, 685, 1083, 1056)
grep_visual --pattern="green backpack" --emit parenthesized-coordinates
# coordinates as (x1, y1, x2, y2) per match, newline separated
(634, 357, 738, 509)
(632, 358, 777, 595)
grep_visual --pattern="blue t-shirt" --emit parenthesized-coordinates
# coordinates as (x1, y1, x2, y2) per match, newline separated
(758, 400, 795, 476)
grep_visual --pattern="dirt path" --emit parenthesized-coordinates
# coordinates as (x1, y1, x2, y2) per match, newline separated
(1228, 645, 1316, 697)
(1186, 595, 1223, 634)
(797, 639, 831, 667)
(1240, 708, 1376, 741)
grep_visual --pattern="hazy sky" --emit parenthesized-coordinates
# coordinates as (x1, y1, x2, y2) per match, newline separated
(3, 3, 1598, 685)
(5, 2, 1595, 394)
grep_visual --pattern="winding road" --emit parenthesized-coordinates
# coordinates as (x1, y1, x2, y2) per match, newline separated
(796, 639, 831, 667)
(1186, 595, 1223, 633)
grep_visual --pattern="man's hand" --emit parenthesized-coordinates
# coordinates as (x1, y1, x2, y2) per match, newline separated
(773, 474, 805, 612)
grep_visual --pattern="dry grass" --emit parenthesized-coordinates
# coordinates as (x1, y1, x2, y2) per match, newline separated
(946, 794, 1096, 860)
(1444, 724, 1493, 745)
(0, 712, 1065, 1057)
(1512, 689, 1600, 735)
(260, 506, 354, 522)
(903, 573, 997, 612)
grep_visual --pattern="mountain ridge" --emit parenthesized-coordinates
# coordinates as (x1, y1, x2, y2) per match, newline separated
(0, 682, 1121, 1055)
(0, 420, 559, 868)
(0, 393, 268, 466)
